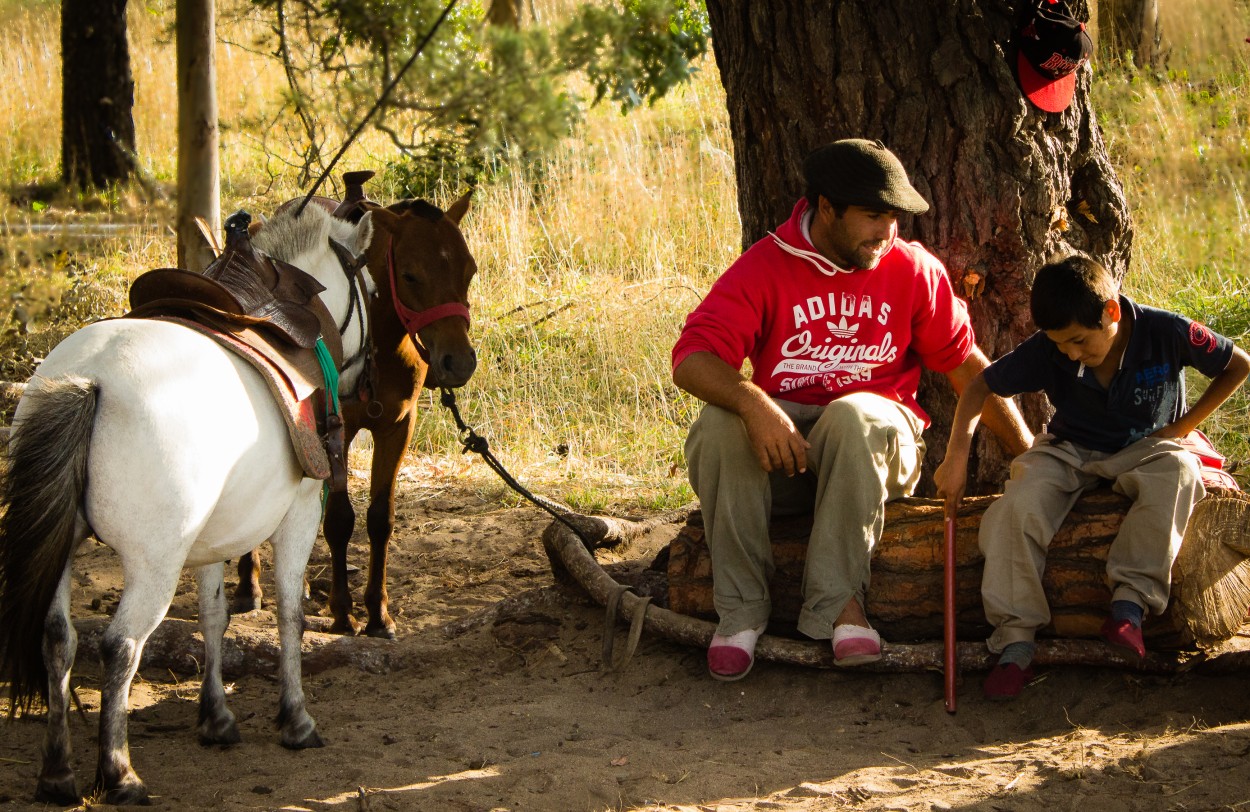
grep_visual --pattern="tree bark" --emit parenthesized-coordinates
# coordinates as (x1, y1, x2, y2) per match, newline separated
(61, 0, 136, 188)
(176, 0, 221, 273)
(702, 0, 1132, 494)
(666, 491, 1250, 649)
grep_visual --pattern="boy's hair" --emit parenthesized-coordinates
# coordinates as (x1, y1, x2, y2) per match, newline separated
(1030, 254, 1119, 330)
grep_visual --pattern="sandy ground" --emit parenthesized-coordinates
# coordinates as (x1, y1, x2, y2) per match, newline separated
(5, 473, 1250, 812)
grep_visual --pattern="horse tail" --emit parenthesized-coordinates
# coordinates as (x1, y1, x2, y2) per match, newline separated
(0, 375, 97, 714)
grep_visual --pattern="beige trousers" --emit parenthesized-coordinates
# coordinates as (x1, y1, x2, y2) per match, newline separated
(685, 392, 924, 640)
(980, 435, 1204, 652)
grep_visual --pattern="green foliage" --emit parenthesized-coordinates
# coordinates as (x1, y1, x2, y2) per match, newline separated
(244, 0, 709, 181)
(562, 0, 709, 110)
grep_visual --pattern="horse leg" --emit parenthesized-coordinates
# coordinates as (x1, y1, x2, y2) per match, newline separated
(323, 488, 360, 635)
(195, 563, 241, 745)
(362, 420, 415, 639)
(271, 480, 324, 749)
(231, 550, 263, 613)
(92, 563, 181, 805)
(35, 560, 81, 805)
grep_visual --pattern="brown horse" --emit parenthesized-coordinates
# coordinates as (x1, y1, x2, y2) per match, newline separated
(234, 188, 477, 638)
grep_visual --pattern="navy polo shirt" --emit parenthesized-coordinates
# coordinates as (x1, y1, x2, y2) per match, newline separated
(983, 296, 1234, 453)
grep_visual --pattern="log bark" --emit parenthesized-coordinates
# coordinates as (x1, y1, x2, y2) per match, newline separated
(667, 490, 1250, 650)
(541, 509, 1250, 674)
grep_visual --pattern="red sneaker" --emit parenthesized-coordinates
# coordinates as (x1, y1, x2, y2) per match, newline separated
(983, 663, 1035, 701)
(1101, 618, 1146, 659)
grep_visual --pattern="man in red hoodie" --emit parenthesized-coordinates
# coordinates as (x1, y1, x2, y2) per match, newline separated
(672, 139, 1031, 680)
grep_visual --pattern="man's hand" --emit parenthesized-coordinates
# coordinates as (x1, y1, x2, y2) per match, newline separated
(740, 397, 811, 475)
(673, 351, 811, 476)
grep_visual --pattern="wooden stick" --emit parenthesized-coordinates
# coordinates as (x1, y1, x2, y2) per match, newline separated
(944, 511, 958, 713)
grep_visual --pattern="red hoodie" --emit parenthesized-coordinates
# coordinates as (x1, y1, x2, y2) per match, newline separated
(672, 199, 974, 426)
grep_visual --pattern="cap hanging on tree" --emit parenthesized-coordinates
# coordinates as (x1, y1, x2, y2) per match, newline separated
(1013, 0, 1093, 113)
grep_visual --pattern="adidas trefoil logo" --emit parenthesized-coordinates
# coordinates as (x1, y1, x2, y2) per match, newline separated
(825, 317, 860, 338)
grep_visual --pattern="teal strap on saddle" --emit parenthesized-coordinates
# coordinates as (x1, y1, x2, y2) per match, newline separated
(314, 338, 340, 417)
(314, 338, 339, 508)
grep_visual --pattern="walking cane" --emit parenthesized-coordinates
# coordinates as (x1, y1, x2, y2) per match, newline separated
(944, 503, 958, 713)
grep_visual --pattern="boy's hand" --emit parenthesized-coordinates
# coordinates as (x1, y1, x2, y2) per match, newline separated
(934, 456, 968, 513)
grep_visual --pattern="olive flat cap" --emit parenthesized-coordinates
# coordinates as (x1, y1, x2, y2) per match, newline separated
(803, 139, 930, 215)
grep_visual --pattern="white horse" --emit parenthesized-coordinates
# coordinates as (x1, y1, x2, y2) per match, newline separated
(0, 204, 374, 805)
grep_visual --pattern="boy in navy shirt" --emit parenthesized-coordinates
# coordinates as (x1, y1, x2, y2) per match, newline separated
(935, 254, 1249, 700)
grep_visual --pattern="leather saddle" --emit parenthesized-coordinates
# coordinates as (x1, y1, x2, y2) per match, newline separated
(125, 210, 349, 489)
(129, 211, 339, 358)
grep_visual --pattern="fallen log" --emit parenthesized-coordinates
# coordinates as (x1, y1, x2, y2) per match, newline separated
(667, 489, 1250, 650)
(539, 503, 1250, 674)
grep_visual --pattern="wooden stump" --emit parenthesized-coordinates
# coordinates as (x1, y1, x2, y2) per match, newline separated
(666, 489, 1250, 649)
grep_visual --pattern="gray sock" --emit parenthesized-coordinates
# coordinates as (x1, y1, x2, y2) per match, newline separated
(997, 641, 1036, 669)
(1112, 599, 1144, 628)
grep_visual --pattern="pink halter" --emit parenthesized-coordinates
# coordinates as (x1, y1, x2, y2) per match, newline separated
(385, 237, 470, 337)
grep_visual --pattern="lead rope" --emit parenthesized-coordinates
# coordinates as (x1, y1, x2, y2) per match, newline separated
(438, 387, 650, 670)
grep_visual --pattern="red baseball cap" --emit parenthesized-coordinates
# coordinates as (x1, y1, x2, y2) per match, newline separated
(1014, 0, 1093, 113)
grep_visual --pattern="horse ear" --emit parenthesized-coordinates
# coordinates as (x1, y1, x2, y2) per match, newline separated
(445, 189, 473, 225)
(352, 211, 375, 255)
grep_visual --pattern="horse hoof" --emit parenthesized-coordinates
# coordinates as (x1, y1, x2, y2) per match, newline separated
(281, 727, 325, 750)
(198, 718, 242, 746)
(365, 624, 397, 641)
(102, 780, 150, 806)
(35, 774, 79, 805)
(329, 617, 361, 636)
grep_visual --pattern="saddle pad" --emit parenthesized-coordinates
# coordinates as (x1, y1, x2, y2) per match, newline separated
(155, 316, 330, 481)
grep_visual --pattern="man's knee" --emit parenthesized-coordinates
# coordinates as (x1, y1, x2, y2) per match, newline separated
(686, 405, 754, 467)
(818, 394, 898, 443)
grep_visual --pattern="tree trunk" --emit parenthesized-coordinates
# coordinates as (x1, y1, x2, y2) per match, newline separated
(61, 0, 136, 188)
(703, 0, 1132, 494)
(1097, 0, 1165, 71)
(666, 491, 1250, 649)
(176, 0, 221, 273)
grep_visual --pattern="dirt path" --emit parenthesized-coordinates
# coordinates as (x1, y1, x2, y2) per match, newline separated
(4, 481, 1250, 811)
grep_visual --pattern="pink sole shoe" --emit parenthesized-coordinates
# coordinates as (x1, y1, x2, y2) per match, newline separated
(832, 624, 882, 666)
(707, 624, 766, 681)
(1101, 617, 1146, 659)
(983, 663, 1035, 701)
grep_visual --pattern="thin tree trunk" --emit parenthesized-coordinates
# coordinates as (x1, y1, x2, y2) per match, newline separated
(1098, 0, 1165, 70)
(703, 0, 1132, 494)
(176, 0, 221, 273)
(61, 0, 135, 188)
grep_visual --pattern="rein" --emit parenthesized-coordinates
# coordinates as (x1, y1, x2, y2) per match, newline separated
(331, 245, 371, 374)
(437, 388, 595, 547)
(437, 388, 654, 671)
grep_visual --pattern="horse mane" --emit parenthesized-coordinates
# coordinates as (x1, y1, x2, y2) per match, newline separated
(253, 203, 357, 263)
(391, 199, 444, 223)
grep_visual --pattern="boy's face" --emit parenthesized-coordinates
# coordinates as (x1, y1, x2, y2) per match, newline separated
(1043, 299, 1121, 367)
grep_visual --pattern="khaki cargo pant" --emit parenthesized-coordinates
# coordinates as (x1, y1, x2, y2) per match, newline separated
(980, 434, 1204, 653)
(685, 392, 924, 640)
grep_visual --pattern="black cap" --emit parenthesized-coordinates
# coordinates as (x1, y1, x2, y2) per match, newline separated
(803, 139, 929, 215)
(1014, 0, 1093, 113)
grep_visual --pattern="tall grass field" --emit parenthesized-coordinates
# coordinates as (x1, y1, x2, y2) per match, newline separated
(1, 0, 1248, 511)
